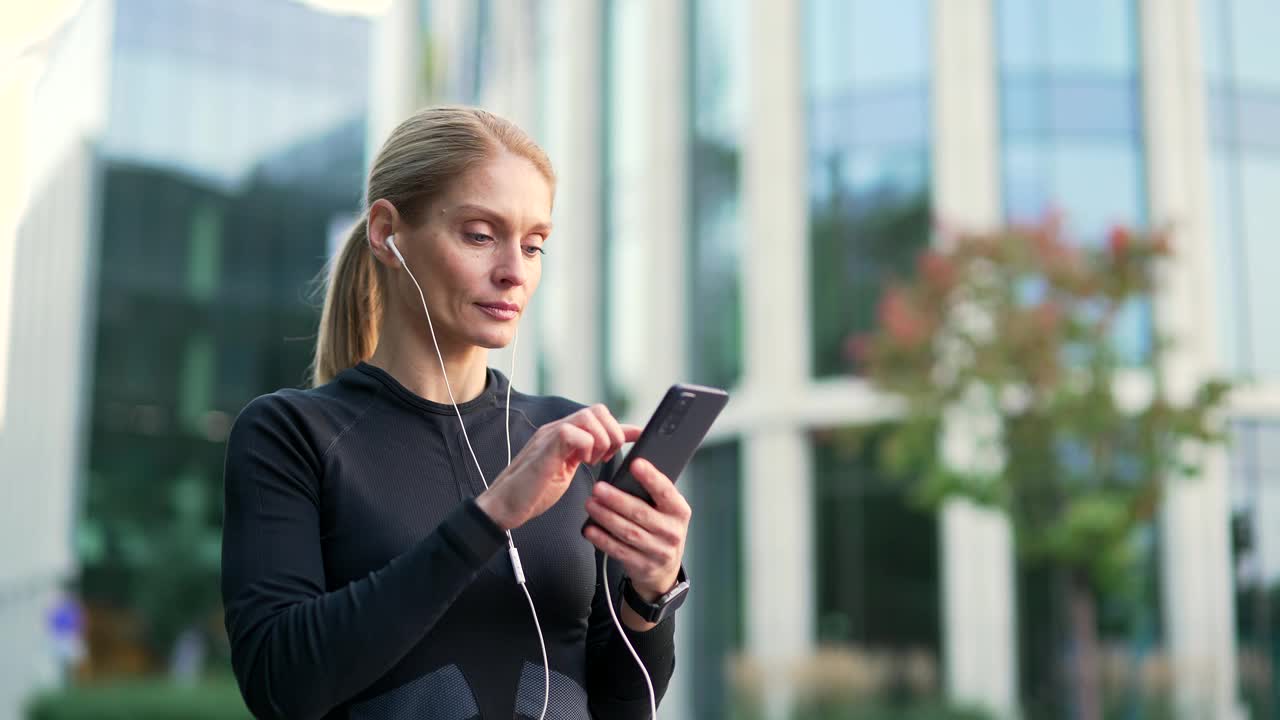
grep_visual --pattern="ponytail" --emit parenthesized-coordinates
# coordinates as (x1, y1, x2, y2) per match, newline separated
(311, 217, 383, 386)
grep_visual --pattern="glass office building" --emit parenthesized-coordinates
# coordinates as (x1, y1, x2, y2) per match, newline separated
(384, 1, 1280, 717)
(80, 0, 370, 672)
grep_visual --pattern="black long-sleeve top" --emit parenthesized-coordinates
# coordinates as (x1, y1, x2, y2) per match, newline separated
(220, 361, 676, 720)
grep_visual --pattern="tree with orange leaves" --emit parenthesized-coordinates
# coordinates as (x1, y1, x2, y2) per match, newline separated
(847, 218, 1232, 720)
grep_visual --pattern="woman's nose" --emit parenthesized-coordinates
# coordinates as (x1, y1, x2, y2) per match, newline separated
(493, 242, 527, 287)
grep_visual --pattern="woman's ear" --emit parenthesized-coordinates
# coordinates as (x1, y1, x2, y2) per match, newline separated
(367, 199, 401, 269)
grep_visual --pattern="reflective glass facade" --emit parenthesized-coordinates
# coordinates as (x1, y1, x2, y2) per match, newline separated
(805, 0, 932, 378)
(997, 0, 1150, 363)
(684, 441, 744, 718)
(1202, 4, 1280, 714)
(81, 0, 369, 663)
(1230, 420, 1280, 718)
(601, 0, 649, 416)
(1202, 0, 1280, 380)
(802, 1, 942, 704)
(812, 428, 940, 657)
(689, 0, 746, 390)
(996, 3, 1164, 713)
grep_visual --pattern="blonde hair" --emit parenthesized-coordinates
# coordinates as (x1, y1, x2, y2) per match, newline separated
(311, 106, 555, 386)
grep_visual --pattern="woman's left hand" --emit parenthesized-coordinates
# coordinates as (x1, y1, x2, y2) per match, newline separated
(583, 458, 690, 605)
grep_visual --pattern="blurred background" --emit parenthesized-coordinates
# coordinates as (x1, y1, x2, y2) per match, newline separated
(1, 0, 1277, 718)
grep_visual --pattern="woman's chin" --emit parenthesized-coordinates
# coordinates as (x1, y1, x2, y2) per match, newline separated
(472, 331, 515, 350)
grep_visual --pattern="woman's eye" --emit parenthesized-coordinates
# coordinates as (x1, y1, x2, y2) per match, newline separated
(465, 232, 494, 245)
(523, 245, 546, 257)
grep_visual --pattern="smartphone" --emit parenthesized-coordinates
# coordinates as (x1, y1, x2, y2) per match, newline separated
(582, 383, 729, 534)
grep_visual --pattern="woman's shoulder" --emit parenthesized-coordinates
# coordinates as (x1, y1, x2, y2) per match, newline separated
(228, 367, 383, 457)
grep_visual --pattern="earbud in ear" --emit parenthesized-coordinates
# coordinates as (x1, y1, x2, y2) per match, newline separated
(386, 234, 406, 268)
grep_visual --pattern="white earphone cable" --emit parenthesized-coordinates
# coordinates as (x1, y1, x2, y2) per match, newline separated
(602, 552, 658, 720)
(391, 236, 656, 719)
(392, 240, 551, 720)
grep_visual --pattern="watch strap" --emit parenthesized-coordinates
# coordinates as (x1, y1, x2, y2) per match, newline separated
(620, 565, 690, 624)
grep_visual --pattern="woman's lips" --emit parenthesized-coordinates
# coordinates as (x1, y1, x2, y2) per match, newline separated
(476, 302, 519, 321)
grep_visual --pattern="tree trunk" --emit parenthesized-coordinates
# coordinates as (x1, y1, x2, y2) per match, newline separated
(1067, 572, 1102, 720)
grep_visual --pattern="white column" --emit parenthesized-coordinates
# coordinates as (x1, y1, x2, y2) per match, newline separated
(482, 0, 544, 396)
(932, 1, 1019, 717)
(0, 2, 111, 713)
(743, 1, 814, 717)
(640, 0, 692, 715)
(1140, 1, 1245, 718)
(367, 0, 422, 158)
(539, 0, 604, 403)
(637, 0, 688, 412)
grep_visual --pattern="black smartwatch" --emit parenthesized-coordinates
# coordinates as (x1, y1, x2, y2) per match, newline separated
(620, 566, 690, 624)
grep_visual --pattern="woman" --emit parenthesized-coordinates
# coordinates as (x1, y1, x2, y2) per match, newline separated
(221, 107, 691, 720)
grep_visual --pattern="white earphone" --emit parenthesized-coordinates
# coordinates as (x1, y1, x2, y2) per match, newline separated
(386, 234, 406, 267)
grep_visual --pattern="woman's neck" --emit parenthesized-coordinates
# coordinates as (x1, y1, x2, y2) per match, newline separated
(367, 327, 489, 405)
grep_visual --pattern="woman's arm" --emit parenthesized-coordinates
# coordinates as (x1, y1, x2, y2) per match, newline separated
(580, 449, 696, 717)
(584, 545, 678, 718)
(220, 394, 507, 720)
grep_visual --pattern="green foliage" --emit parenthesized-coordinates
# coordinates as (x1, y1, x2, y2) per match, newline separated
(25, 680, 250, 720)
(849, 219, 1233, 597)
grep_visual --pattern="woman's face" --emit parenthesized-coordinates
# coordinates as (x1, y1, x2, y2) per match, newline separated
(394, 151, 552, 352)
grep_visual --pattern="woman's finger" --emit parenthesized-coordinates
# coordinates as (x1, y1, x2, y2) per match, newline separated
(583, 524, 647, 571)
(592, 480, 683, 547)
(584, 496, 667, 559)
(588, 404, 627, 460)
(553, 422, 595, 468)
(567, 407, 612, 465)
(629, 459, 692, 522)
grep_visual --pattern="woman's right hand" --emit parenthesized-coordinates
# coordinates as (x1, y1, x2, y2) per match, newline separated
(476, 404, 641, 531)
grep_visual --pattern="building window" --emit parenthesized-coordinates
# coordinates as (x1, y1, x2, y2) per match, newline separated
(995, 3, 1164, 710)
(812, 427, 942, 697)
(1230, 420, 1280, 718)
(83, 0, 370, 668)
(996, 0, 1150, 364)
(685, 440, 744, 717)
(805, 0, 932, 379)
(1201, 0, 1280, 380)
(689, 0, 746, 390)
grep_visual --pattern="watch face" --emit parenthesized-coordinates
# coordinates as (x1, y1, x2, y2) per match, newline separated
(623, 569, 690, 622)
(660, 582, 689, 605)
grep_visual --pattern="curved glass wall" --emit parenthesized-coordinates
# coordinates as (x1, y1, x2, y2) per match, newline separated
(601, 0, 649, 416)
(82, 0, 369, 670)
(996, 3, 1161, 714)
(685, 441, 744, 718)
(1206, 4, 1280, 716)
(1229, 420, 1280, 718)
(803, 2, 942, 708)
(997, 0, 1150, 365)
(806, 0, 932, 379)
(812, 427, 942, 706)
(689, 0, 746, 390)
(1201, 0, 1280, 380)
